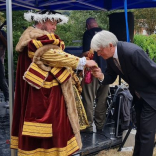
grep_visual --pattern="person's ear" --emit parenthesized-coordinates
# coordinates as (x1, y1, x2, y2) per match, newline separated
(86, 24, 89, 30)
(109, 43, 113, 48)
(109, 43, 114, 52)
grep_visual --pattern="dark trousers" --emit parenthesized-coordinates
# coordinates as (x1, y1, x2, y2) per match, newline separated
(82, 76, 109, 130)
(133, 98, 156, 156)
(0, 59, 9, 101)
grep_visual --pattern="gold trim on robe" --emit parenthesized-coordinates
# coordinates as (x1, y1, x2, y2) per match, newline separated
(23, 63, 49, 89)
(32, 39, 43, 49)
(11, 137, 79, 156)
(10, 136, 18, 149)
(28, 51, 35, 58)
(22, 122, 53, 137)
(51, 67, 71, 84)
(73, 85, 89, 130)
(43, 79, 59, 88)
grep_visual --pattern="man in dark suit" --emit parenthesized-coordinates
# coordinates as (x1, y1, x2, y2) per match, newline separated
(90, 30, 156, 156)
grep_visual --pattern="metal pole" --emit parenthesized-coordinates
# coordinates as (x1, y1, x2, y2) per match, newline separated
(6, 0, 16, 156)
(124, 0, 130, 42)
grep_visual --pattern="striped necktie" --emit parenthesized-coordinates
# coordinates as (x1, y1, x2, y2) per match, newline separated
(113, 58, 140, 98)
(113, 58, 123, 74)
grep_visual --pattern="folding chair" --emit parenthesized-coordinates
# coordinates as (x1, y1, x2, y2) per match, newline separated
(104, 84, 135, 148)
(104, 85, 129, 133)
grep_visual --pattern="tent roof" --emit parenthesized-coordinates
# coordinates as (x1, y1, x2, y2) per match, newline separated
(1, 2, 156, 156)
(0, 0, 156, 11)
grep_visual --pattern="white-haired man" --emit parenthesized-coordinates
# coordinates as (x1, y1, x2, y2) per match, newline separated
(11, 10, 97, 156)
(91, 30, 156, 156)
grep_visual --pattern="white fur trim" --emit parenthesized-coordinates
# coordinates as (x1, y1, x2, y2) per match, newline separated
(24, 11, 69, 24)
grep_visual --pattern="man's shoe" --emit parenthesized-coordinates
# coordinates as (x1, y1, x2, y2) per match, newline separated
(96, 129, 103, 134)
(81, 127, 93, 134)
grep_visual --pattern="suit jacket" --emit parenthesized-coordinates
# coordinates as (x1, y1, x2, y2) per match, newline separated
(103, 41, 156, 110)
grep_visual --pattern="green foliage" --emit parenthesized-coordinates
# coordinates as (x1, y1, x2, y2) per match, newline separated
(134, 35, 156, 62)
(150, 34, 156, 41)
(12, 11, 27, 68)
(4, 11, 31, 79)
(133, 8, 156, 35)
(0, 12, 5, 25)
(56, 10, 109, 46)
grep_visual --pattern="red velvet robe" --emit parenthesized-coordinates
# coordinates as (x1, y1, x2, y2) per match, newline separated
(11, 36, 79, 155)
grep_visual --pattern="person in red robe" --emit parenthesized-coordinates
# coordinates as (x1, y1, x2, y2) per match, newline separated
(11, 10, 97, 156)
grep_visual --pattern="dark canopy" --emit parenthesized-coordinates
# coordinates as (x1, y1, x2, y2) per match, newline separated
(1, 0, 156, 11)
(1, 1, 156, 156)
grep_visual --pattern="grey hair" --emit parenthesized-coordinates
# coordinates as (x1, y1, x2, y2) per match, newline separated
(91, 30, 118, 51)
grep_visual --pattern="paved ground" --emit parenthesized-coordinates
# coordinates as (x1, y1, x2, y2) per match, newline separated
(0, 92, 11, 156)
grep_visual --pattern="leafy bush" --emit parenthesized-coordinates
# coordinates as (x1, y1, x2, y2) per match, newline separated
(133, 35, 156, 62)
(4, 11, 31, 79)
(150, 34, 156, 41)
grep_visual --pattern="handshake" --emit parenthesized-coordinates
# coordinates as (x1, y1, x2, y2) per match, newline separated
(85, 60, 104, 81)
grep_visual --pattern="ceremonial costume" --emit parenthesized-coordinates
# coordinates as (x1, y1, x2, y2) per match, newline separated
(11, 11, 88, 156)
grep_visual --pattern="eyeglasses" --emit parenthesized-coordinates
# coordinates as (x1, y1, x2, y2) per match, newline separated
(97, 49, 103, 54)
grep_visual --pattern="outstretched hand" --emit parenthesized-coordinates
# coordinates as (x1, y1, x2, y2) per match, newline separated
(85, 60, 104, 81)
(85, 60, 98, 68)
(91, 67, 104, 81)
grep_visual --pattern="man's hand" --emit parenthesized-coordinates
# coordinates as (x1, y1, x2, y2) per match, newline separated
(91, 67, 104, 81)
(86, 60, 98, 68)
